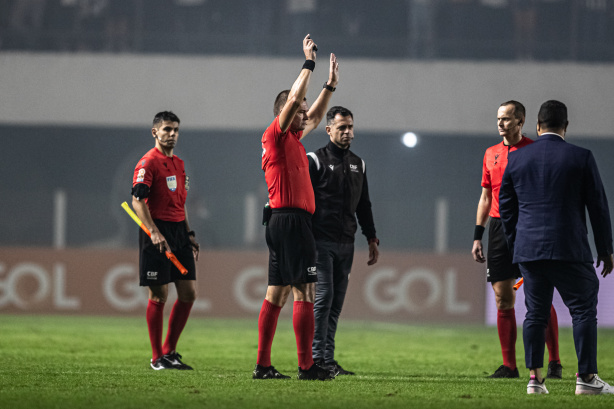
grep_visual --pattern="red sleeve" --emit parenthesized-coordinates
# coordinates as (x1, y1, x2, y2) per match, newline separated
(133, 155, 154, 187)
(481, 149, 491, 189)
(267, 116, 302, 142)
(270, 116, 283, 142)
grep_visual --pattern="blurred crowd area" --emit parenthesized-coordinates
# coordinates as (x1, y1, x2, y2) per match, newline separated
(0, 0, 613, 61)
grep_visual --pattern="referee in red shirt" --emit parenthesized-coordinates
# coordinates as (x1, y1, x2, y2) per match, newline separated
(132, 111, 200, 370)
(253, 34, 338, 381)
(472, 101, 562, 379)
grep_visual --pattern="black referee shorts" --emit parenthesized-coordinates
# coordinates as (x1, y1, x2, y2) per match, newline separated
(265, 208, 317, 286)
(486, 217, 521, 283)
(139, 219, 196, 286)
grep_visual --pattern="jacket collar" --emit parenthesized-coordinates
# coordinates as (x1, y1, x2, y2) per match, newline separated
(327, 140, 349, 157)
(538, 132, 565, 142)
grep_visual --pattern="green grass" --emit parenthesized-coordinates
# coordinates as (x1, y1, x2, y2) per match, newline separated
(1, 315, 614, 408)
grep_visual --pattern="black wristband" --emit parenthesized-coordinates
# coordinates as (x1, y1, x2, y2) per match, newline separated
(188, 230, 195, 237)
(474, 225, 485, 241)
(302, 60, 315, 71)
(323, 83, 336, 92)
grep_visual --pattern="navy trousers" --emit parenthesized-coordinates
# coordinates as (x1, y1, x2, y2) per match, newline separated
(312, 241, 354, 363)
(520, 260, 599, 374)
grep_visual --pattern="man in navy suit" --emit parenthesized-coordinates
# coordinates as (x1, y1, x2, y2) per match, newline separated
(500, 100, 614, 395)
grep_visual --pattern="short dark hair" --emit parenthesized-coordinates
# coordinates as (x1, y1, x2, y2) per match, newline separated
(538, 100, 568, 130)
(153, 111, 180, 127)
(273, 90, 290, 117)
(326, 106, 353, 126)
(500, 100, 525, 122)
(273, 90, 307, 117)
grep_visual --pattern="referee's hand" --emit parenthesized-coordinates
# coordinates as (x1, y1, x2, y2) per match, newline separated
(151, 231, 170, 253)
(303, 34, 317, 61)
(472, 240, 486, 263)
(190, 236, 200, 262)
(597, 254, 614, 278)
(367, 241, 379, 266)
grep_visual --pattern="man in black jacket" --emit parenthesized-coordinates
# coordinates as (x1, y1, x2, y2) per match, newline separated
(307, 106, 379, 375)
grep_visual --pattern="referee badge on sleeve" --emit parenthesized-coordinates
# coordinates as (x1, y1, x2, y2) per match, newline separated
(136, 168, 145, 183)
(166, 175, 177, 192)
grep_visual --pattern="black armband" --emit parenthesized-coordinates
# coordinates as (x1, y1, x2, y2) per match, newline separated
(132, 183, 150, 200)
(474, 225, 485, 240)
(188, 230, 195, 237)
(302, 60, 315, 72)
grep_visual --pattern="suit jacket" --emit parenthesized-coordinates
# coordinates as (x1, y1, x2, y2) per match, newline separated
(499, 133, 612, 263)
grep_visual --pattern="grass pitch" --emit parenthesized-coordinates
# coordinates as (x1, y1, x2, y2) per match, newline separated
(1, 315, 614, 409)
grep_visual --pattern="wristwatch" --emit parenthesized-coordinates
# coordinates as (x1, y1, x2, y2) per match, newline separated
(323, 83, 336, 92)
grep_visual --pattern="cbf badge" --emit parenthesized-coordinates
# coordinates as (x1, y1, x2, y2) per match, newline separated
(166, 175, 177, 192)
(136, 168, 145, 183)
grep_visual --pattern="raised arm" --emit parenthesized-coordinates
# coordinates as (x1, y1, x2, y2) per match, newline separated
(302, 53, 340, 138)
(279, 34, 318, 133)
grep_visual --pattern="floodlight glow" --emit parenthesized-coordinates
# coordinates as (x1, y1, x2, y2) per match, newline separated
(401, 132, 418, 148)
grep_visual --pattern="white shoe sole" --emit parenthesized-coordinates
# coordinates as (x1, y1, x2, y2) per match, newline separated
(575, 387, 614, 395)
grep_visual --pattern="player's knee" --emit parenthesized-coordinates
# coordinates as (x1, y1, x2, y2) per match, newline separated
(149, 286, 168, 303)
(178, 290, 197, 303)
(266, 285, 291, 306)
(305, 283, 316, 303)
(494, 291, 514, 309)
(495, 297, 514, 310)
(493, 281, 516, 310)
(150, 294, 168, 303)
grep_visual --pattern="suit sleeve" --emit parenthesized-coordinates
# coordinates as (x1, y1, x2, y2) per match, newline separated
(356, 166, 377, 241)
(499, 159, 518, 252)
(583, 151, 613, 256)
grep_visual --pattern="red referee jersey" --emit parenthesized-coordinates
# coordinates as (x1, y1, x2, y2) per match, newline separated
(481, 136, 533, 218)
(133, 147, 187, 222)
(261, 116, 315, 214)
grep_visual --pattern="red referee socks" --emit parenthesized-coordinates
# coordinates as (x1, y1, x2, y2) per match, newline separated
(293, 301, 315, 371)
(545, 305, 560, 364)
(257, 299, 282, 367)
(146, 299, 165, 361)
(163, 300, 194, 356)
(497, 308, 517, 370)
